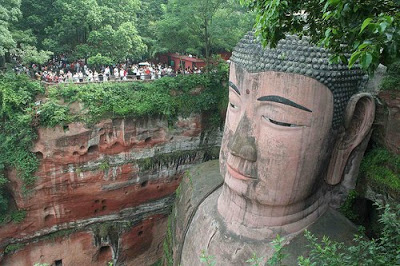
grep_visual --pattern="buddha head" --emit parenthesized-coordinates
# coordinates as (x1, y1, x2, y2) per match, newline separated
(217, 33, 375, 239)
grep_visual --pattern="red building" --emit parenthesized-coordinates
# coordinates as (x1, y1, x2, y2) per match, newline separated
(159, 53, 206, 71)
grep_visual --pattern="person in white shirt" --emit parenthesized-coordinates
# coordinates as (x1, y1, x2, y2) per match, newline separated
(114, 67, 119, 80)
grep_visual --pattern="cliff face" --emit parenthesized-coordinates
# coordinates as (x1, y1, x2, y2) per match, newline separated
(0, 114, 221, 265)
(375, 90, 400, 155)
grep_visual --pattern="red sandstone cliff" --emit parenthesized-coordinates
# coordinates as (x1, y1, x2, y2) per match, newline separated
(375, 90, 400, 155)
(0, 114, 221, 265)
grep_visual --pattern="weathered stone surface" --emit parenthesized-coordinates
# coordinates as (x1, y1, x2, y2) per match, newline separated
(0, 114, 221, 264)
(363, 183, 400, 205)
(169, 160, 223, 265)
(120, 214, 168, 265)
(2, 231, 102, 266)
(375, 90, 400, 155)
(2, 214, 169, 266)
(175, 162, 358, 266)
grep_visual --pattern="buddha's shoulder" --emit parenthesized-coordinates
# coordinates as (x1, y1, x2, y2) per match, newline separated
(170, 160, 223, 264)
(178, 159, 223, 205)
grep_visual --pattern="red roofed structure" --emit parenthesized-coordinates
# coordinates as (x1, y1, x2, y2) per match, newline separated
(159, 53, 206, 71)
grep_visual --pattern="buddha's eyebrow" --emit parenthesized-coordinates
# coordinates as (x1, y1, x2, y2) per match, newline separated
(229, 81, 240, 95)
(257, 95, 312, 112)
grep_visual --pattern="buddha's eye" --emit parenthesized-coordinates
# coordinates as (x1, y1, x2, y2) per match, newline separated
(262, 115, 303, 128)
(230, 102, 238, 109)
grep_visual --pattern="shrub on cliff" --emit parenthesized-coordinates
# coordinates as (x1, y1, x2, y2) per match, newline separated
(41, 60, 228, 128)
(0, 62, 229, 218)
(0, 73, 44, 217)
(296, 203, 400, 266)
(224, 203, 400, 265)
(360, 147, 400, 196)
(381, 60, 400, 91)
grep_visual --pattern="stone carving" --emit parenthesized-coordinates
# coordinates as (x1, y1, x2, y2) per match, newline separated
(178, 32, 376, 265)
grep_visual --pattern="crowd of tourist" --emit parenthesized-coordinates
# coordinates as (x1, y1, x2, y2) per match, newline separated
(13, 56, 203, 83)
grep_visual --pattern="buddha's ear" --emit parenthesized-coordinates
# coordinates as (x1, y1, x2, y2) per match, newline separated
(325, 93, 375, 185)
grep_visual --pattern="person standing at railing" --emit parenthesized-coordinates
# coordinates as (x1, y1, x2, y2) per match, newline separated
(94, 70, 99, 82)
(120, 68, 125, 80)
(88, 70, 93, 82)
(78, 71, 84, 82)
(114, 67, 119, 80)
(104, 66, 110, 81)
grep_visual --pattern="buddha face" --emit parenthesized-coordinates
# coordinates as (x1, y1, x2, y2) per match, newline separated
(220, 63, 334, 207)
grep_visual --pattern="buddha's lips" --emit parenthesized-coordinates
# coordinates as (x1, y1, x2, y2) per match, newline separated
(226, 152, 256, 180)
(227, 163, 256, 181)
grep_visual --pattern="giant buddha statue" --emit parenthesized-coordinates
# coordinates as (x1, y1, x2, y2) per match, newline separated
(170, 32, 376, 265)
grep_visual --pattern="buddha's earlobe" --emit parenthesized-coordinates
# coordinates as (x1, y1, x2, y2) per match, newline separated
(326, 93, 375, 185)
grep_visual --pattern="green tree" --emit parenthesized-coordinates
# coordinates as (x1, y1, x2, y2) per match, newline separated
(156, 0, 254, 60)
(240, 0, 400, 73)
(0, 0, 22, 66)
(0, 0, 52, 67)
(87, 22, 146, 63)
(17, 0, 58, 50)
(22, 0, 146, 62)
(136, 0, 168, 57)
(0, 0, 21, 55)
(87, 53, 113, 69)
(0, 73, 44, 218)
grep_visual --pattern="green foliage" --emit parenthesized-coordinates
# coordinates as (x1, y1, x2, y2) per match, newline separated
(156, 0, 254, 58)
(16, 44, 53, 65)
(18, 0, 147, 61)
(151, 259, 162, 266)
(0, 209, 27, 224)
(0, 73, 44, 216)
(86, 22, 147, 62)
(87, 54, 113, 69)
(163, 214, 174, 266)
(99, 161, 110, 172)
(0, 192, 8, 216)
(381, 60, 400, 91)
(38, 99, 71, 127)
(298, 203, 400, 266)
(298, 230, 348, 266)
(240, 0, 400, 73)
(0, 0, 22, 56)
(4, 243, 24, 254)
(46, 61, 228, 126)
(200, 250, 216, 266)
(34, 263, 50, 266)
(163, 239, 173, 266)
(0, 62, 227, 221)
(11, 209, 26, 223)
(267, 235, 287, 265)
(136, 148, 219, 172)
(360, 147, 400, 195)
(339, 190, 359, 221)
(246, 253, 265, 266)
(99, 223, 111, 238)
(136, 0, 167, 57)
(0, 0, 53, 67)
(39, 228, 76, 242)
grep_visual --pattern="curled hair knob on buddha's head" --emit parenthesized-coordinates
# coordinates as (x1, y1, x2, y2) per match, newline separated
(230, 32, 368, 129)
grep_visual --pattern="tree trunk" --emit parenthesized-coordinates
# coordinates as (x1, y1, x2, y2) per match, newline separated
(0, 55, 5, 69)
(204, 17, 210, 71)
(5, 52, 11, 63)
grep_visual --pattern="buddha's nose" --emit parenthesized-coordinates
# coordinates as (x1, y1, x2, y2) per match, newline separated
(228, 114, 257, 162)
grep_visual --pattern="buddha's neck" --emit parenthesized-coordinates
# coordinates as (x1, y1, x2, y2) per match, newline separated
(216, 184, 329, 240)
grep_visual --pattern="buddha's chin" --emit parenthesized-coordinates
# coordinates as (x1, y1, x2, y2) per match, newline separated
(221, 166, 255, 198)
(217, 182, 329, 240)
